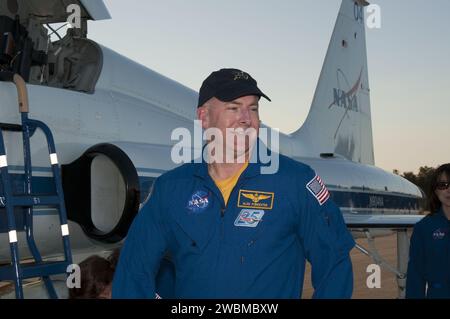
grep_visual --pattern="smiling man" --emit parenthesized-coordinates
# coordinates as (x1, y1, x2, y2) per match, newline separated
(112, 68, 355, 299)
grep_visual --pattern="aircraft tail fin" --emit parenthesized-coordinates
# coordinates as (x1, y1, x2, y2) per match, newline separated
(293, 0, 374, 165)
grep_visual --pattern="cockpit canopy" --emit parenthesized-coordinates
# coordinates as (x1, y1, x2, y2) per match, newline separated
(0, 0, 110, 93)
(0, 0, 110, 24)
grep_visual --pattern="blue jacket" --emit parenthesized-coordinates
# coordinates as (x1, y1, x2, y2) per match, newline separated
(155, 257, 175, 298)
(112, 153, 355, 299)
(406, 209, 450, 299)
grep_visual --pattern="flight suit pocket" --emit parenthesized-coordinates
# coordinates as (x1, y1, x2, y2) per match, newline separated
(427, 282, 450, 299)
(169, 208, 217, 254)
(234, 194, 295, 248)
(430, 236, 449, 263)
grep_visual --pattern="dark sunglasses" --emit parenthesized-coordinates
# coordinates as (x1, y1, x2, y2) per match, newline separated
(436, 182, 450, 190)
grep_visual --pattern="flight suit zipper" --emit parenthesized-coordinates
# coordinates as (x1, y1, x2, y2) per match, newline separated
(223, 181, 248, 264)
(209, 169, 249, 271)
(220, 207, 225, 239)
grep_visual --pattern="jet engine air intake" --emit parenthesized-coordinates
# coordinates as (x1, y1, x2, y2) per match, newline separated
(62, 143, 140, 243)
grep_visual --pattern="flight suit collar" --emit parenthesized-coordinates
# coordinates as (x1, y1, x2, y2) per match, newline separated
(193, 139, 268, 180)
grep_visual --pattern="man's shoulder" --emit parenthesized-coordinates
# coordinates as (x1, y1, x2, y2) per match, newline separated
(277, 153, 316, 179)
(156, 162, 198, 184)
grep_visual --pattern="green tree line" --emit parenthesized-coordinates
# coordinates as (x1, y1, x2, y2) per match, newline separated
(393, 166, 436, 211)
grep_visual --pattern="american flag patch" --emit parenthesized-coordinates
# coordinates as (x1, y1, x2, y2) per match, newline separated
(306, 175, 330, 205)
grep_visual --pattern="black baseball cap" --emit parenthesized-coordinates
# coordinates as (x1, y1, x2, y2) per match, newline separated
(197, 68, 271, 107)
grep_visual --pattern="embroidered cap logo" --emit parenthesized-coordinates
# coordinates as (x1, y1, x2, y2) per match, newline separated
(233, 71, 249, 81)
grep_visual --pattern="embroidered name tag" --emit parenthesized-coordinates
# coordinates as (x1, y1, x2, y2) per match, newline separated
(237, 189, 274, 210)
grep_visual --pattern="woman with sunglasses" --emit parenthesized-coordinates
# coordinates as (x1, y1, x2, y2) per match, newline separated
(406, 163, 450, 299)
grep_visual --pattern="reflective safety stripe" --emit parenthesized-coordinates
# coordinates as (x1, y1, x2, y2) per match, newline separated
(61, 224, 69, 236)
(9, 230, 17, 243)
(50, 153, 58, 165)
(0, 155, 7, 168)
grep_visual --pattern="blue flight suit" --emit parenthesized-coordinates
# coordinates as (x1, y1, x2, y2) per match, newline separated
(406, 209, 450, 299)
(112, 152, 355, 299)
(155, 257, 175, 298)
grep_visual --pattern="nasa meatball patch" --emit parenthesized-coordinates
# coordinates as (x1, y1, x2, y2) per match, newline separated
(186, 190, 210, 213)
(432, 228, 448, 240)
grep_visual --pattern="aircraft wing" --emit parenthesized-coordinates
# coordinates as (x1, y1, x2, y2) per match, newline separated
(343, 214, 425, 229)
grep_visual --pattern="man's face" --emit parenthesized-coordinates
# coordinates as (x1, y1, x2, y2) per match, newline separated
(197, 95, 260, 160)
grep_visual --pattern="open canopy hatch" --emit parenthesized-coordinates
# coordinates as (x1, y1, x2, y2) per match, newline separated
(0, 0, 110, 93)
(0, 0, 110, 23)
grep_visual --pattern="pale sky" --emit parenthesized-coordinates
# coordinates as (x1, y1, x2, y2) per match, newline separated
(86, 0, 450, 174)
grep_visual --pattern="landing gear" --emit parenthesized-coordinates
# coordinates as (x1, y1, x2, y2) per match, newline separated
(354, 229, 410, 299)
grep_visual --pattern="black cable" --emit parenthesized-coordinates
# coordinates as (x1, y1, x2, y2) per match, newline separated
(45, 24, 62, 40)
